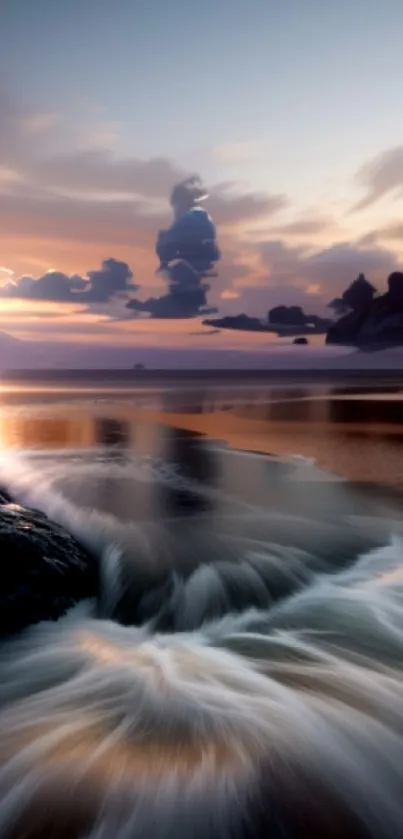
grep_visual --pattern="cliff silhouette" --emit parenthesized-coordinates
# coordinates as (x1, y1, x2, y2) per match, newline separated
(326, 272, 403, 347)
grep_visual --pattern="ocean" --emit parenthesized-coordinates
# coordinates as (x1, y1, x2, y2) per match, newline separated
(0, 377, 402, 837)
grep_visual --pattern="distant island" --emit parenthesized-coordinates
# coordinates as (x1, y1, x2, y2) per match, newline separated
(326, 271, 403, 348)
(202, 272, 403, 349)
(203, 306, 332, 336)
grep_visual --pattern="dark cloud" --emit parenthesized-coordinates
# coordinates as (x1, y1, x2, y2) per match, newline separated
(126, 265, 218, 319)
(127, 177, 221, 319)
(3, 89, 400, 329)
(353, 146, 403, 211)
(84, 259, 138, 302)
(0, 90, 290, 313)
(1, 258, 138, 304)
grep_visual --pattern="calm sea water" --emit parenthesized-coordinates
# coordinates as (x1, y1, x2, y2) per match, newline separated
(0, 378, 403, 837)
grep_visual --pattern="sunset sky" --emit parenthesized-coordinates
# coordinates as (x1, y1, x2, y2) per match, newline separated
(1, 0, 403, 355)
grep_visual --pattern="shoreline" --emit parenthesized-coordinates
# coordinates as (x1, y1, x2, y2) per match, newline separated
(1, 368, 403, 386)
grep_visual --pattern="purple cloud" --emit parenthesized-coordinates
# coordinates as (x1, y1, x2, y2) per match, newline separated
(1, 259, 138, 304)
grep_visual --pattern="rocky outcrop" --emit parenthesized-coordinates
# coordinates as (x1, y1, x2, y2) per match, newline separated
(327, 272, 403, 347)
(203, 314, 265, 331)
(268, 306, 330, 331)
(204, 311, 330, 335)
(0, 496, 97, 637)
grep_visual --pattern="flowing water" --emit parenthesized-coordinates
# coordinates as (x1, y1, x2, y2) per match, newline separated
(0, 378, 403, 837)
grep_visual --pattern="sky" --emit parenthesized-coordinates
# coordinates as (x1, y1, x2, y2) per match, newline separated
(1, 0, 403, 357)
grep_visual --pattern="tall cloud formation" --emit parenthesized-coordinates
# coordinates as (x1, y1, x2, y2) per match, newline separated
(126, 177, 221, 318)
(2, 88, 403, 331)
(0, 258, 138, 304)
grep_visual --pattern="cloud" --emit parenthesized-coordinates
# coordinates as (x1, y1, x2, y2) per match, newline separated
(28, 151, 185, 200)
(0, 92, 287, 286)
(371, 222, 403, 242)
(220, 289, 240, 300)
(208, 184, 287, 227)
(79, 122, 120, 151)
(0, 259, 138, 304)
(353, 146, 403, 211)
(215, 237, 399, 318)
(217, 284, 324, 318)
(0, 182, 283, 258)
(22, 113, 58, 134)
(259, 239, 398, 295)
(0, 89, 28, 165)
(3, 88, 400, 337)
(126, 177, 220, 319)
(211, 141, 263, 164)
(0, 89, 186, 203)
(0, 190, 162, 249)
(272, 215, 333, 236)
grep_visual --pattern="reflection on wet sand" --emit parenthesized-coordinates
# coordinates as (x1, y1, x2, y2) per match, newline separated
(95, 418, 131, 450)
(153, 391, 213, 516)
(0, 384, 403, 489)
(160, 428, 215, 516)
(136, 385, 403, 489)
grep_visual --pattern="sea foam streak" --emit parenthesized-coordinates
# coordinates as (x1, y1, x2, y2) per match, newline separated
(0, 453, 402, 837)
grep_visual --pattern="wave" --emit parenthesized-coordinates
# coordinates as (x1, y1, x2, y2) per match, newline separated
(0, 453, 402, 836)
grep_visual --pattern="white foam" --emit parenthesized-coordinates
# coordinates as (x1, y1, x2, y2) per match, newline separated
(0, 452, 402, 835)
(0, 536, 402, 836)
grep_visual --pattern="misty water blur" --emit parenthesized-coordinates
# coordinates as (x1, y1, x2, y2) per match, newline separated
(0, 380, 403, 837)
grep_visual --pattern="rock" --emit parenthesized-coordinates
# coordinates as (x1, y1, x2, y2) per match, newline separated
(293, 337, 309, 345)
(203, 312, 331, 335)
(0, 488, 13, 505)
(0, 502, 97, 637)
(269, 305, 306, 326)
(203, 314, 268, 332)
(269, 306, 331, 331)
(327, 272, 403, 347)
(326, 309, 369, 345)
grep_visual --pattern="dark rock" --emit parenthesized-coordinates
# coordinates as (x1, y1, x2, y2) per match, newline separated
(326, 309, 370, 345)
(0, 502, 97, 637)
(293, 337, 309, 345)
(204, 312, 331, 335)
(268, 306, 331, 331)
(0, 488, 13, 505)
(269, 305, 306, 326)
(327, 272, 403, 347)
(203, 314, 267, 332)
